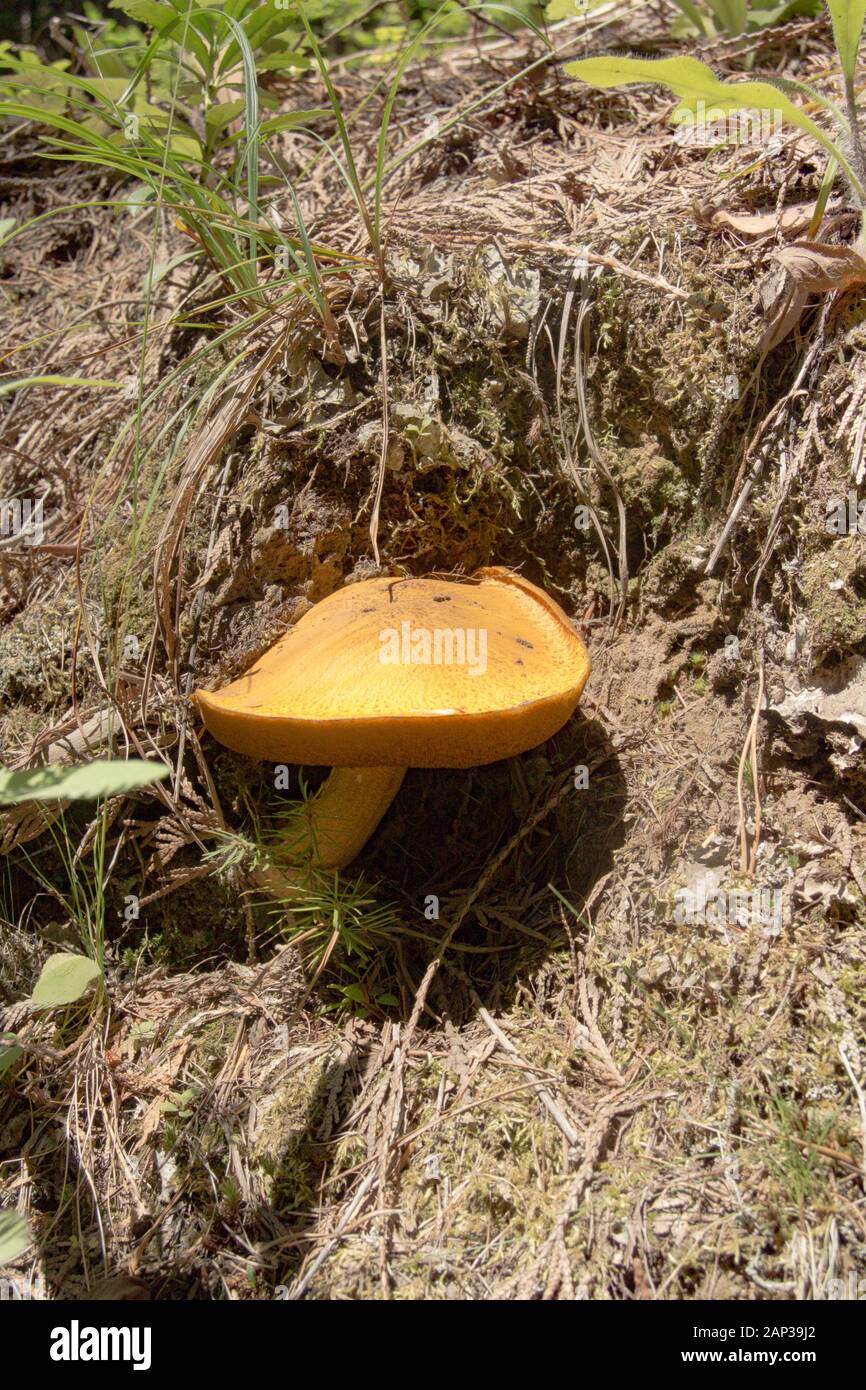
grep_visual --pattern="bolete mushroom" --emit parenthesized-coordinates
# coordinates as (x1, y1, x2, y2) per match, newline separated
(195, 567, 590, 880)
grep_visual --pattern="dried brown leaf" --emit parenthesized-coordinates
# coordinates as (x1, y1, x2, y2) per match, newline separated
(705, 204, 814, 239)
(758, 241, 866, 350)
(774, 240, 866, 293)
(759, 282, 810, 353)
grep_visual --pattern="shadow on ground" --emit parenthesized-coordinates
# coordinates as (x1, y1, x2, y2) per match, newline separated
(350, 706, 627, 1018)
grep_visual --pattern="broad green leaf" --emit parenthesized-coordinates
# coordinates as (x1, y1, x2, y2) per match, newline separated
(204, 98, 245, 132)
(260, 106, 328, 129)
(710, 0, 748, 31)
(68, 76, 129, 100)
(0, 48, 68, 73)
(109, 0, 177, 26)
(565, 55, 847, 173)
(0, 1210, 30, 1263)
(130, 1019, 156, 1044)
(219, 10, 298, 75)
(71, 24, 134, 81)
(253, 52, 310, 73)
(0, 1034, 22, 1077)
(827, 0, 866, 80)
(749, 0, 822, 22)
(110, 0, 210, 79)
(0, 90, 71, 117)
(0, 62, 135, 113)
(115, 123, 202, 159)
(219, 108, 328, 147)
(670, 0, 716, 34)
(0, 70, 65, 93)
(546, 0, 609, 17)
(242, 7, 296, 50)
(30, 953, 102, 1010)
(129, 100, 200, 135)
(0, 758, 169, 806)
(160, 1086, 195, 1116)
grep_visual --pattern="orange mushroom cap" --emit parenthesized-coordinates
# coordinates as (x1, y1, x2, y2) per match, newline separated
(194, 567, 590, 768)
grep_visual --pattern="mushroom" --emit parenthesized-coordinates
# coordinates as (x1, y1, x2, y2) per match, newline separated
(194, 567, 590, 882)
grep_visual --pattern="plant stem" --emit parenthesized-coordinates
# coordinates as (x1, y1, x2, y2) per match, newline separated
(845, 73, 866, 203)
(258, 766, 407, 901)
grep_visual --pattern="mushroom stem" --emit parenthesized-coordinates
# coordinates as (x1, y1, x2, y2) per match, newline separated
(261, 766, 406, 894)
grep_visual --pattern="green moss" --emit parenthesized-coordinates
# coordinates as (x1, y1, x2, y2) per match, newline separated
(254, 1054, 339, 1213)
(797, 539, 866, 661)
(0, 592, 81, 713)
(638, 534, 701, 610)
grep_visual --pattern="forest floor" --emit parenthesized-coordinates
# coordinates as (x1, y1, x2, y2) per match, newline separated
(1, 7, 865, 1300)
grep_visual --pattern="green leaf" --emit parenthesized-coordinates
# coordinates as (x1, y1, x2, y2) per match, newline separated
(204, 98, 245, 132)
(0, 1210, 30, 1263)
(827, 0, 866, 80)
(710, 0, 748, 32)
(254, 52, 309, 73)
(749, 0, 822, 24)
(130, 1019, 156, 1043)
(545, 0, 608, 17)
(669, 0, 716, 34)
(0, 758, 169, 806)
(219, 10, 299, 76)
(565, 54, 851, 182)
(0, 69, 77, 94)
(160, 1086, 195, 1116)
(30, 954, 102, 1010)
(0, 1033, 23, 1077)
(71, 24, 134, 80)
(109, 0, 177, 27)
(165, 133, 202, 160)
(219, 108, 327, 147)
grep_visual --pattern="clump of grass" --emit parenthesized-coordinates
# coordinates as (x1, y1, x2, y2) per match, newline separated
(761, 1089, 844, 1225)
(205, 789, 406, 1016)
(274, 868, 404, 1016)
(19, 804, 112, 967)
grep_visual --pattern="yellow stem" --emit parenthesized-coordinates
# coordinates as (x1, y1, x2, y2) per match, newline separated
(258, 766, 406, 897)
